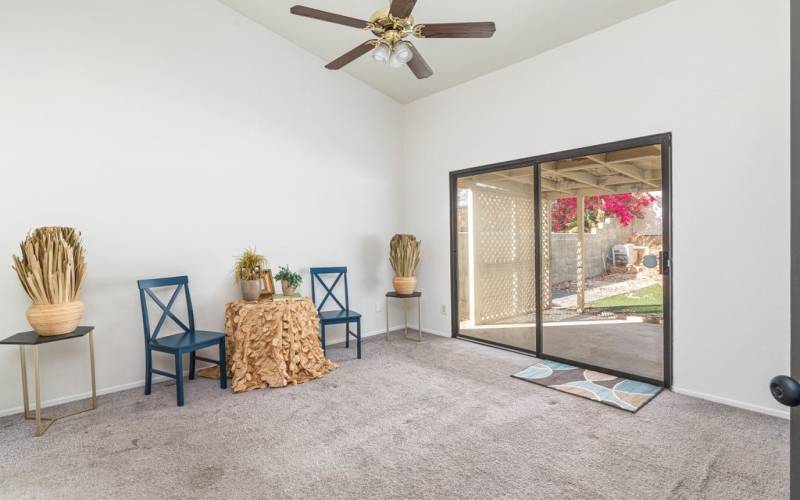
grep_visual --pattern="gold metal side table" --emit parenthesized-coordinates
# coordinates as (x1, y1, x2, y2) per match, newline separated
(0, 326, 97, 437)
(385, 291, 422, 342)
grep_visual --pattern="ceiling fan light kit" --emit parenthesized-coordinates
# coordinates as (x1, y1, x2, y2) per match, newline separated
(388, 41, 414, 68)
(290, 1, 495, 79)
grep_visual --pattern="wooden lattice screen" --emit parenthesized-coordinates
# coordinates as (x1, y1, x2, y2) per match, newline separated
(473, 187, 536, 325)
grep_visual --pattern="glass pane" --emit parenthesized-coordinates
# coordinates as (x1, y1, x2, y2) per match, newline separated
(455, 166, 536, 351)
(540, 144, 664, 381)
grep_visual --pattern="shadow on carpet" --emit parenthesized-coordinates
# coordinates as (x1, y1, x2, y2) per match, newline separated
(512, 359, 662, 412)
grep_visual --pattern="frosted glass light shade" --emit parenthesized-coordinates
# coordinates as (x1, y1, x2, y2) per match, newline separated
(388, 51, 403, 68)
(372, 43, 391, 63)
(394, 41, 414, 63)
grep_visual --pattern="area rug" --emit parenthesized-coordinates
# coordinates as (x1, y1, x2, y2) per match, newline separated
(512, 359, 662, 412)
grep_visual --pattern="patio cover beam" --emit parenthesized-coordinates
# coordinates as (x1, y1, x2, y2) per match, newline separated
(585, 155, 661, 189)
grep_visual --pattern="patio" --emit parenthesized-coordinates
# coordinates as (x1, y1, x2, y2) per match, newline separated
(456, 144, 665, 381)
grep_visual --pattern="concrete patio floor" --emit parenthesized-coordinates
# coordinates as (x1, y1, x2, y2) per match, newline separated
(460, 318, 663, 381)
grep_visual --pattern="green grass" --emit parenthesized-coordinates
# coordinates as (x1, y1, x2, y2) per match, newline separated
(588, 284, 663, 316)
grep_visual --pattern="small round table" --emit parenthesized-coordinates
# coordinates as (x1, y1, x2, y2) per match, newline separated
(385, 291, 422, 342)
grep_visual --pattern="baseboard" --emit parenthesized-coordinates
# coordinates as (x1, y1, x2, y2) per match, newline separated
(3, 337, 786, 422)
(0, 325, 413, 418)
(420, 327, 450, 338)
(323, 324, 406, 345)
(0, 375, 175, 418)
(324, 325, 448, 344)
(672, 386, 789, 419)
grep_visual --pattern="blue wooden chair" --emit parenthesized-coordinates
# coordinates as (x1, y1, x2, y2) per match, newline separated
(137, 276, 227, 406)
(310, 267, 362, 359)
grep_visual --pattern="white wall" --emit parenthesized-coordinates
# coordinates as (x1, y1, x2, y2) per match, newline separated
(0, 0, 404, 415)
(0, 0, 790, 419)
(402, 0, 790, 416)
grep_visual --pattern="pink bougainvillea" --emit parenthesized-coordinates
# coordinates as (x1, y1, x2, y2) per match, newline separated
(550, 193, 656, 232)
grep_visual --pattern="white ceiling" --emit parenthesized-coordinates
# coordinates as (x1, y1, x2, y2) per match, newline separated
(218, 0, 674, 103)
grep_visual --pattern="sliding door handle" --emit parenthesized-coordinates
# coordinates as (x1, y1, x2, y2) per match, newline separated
(659, 251, 670, 275)
(770, 375, 800, 406)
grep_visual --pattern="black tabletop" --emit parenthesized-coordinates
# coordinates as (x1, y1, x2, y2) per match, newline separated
(386, 291, 422, 298)
(0, 326, 95, 346)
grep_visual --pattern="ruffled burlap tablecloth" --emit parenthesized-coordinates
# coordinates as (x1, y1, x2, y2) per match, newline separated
(198, 297, 335, 392)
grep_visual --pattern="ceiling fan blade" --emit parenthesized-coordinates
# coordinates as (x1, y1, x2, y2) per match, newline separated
(406, 44, 433, 79)
(416, 22, 496, 38)
(325, 41, 375, 70)
(389, 0, 417, 19)
(290, 5, 370, 29)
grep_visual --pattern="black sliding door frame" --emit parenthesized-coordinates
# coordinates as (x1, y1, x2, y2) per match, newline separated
(449, 132, 673, 387)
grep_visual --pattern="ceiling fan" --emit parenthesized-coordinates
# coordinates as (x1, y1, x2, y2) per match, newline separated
(290, 1, 496, 79)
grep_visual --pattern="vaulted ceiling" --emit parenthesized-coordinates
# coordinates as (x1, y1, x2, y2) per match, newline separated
(218, 0, 674, 103)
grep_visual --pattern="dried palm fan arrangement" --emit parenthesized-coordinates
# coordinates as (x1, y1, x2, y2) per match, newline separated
(13, 227, 86, 304)
(389, 234, 421, 294)
(12, 227, 87, 335)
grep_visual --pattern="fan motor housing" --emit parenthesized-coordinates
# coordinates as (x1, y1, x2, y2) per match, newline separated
(369, 7, 414, 43)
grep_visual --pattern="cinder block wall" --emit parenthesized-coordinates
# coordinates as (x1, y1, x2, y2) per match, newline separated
(550, 220, 635, 285)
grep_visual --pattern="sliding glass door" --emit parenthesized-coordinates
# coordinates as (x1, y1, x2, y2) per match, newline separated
(450, 135, 671, 385)
(454, 165, 537, 352)
(538, 143, 667, 383)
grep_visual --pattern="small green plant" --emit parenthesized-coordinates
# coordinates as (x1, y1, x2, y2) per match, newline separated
(389, 234, 421, 277)
(274, 265, 302, 288)
(234, 248, 266, 283)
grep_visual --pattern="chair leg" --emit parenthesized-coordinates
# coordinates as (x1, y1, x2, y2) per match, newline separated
(345, 321, 350, 349)
(144, 348, 152, 396)
(218, 340, 227, 390)
(189, 351, 196, 380)
(175, 352, 184, 407)
(357, 319, 362, 359)
(321, 324, 326, 356)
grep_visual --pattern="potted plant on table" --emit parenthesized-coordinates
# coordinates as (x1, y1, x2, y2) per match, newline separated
(12, 227, 87, 336)
(274, 265, 302, 296)
(389, 234, 421, 295)
(234, 248, 266, 301)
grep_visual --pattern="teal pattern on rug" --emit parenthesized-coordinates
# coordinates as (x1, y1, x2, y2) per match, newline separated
(513, 359, 662, 413)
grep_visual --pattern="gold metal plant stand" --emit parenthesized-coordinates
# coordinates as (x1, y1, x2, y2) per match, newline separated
(385, 291, 423, 342)
(1, 326, 97, 437)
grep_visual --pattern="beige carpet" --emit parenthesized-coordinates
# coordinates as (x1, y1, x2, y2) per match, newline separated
(0, 334, 789, 499)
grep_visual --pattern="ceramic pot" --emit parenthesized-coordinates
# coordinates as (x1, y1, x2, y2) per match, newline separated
(281, 280, 296, 296)
(26, 301, 85, 336)
(392, 276, 417, 295)
(241, 280, 261, 301)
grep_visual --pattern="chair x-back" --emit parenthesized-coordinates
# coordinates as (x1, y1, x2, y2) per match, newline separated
(137, 276, 227, 406)
(310, 267, 362, 359)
